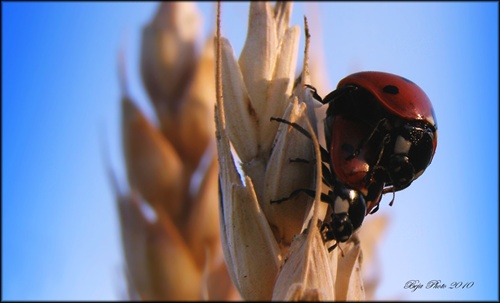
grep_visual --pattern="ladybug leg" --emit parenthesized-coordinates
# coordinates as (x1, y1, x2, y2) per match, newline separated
(270, 116, 335, 202)
(322, 222, 344, 255)
(304, 84, 323, 102)
(327, 241, 338, 252)
(270, 116, 331, 166)
(382, 186, 396, 206)
(321, 163, 333, 187)
(321, 85, 357, 105)
(370, 133, 391, 172)
(320, 215, 340, 253)
(369, 203, 380, 215)
(288, 157, 333, 187)
(270, 117, 313, 139)
(321, 220, 343, 254)
(364, 132, 391, 191)
(328, 241, 345, 256)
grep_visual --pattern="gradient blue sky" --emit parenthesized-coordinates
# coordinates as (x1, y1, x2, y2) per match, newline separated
(2, 2, 498, 300)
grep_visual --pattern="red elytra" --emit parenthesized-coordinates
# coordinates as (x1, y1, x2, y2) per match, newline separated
(329, 116, 371, 193)
(337, 71, 438, 155)
(329, 115, 384, 215)
(338, 71, 434, 121)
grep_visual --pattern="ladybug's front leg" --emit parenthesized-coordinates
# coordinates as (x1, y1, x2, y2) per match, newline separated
(316, 85, 357, 105)
(269, 116, 335, 206)
(304, 84, 323, 103)
(269, 117, 331, 163)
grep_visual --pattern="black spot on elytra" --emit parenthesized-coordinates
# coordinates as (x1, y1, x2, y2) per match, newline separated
(383, 85, 399, 95)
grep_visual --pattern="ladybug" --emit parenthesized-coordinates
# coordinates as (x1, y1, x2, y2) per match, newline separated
(271, 71, 437, 251)
(319, 71, 437, 249)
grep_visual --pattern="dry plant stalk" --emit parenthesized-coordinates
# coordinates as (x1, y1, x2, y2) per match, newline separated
(111, 2, 239, 300)
(108, 2, 386, 301)
(304, 4, 389, 300)
(215, 2, 373, 301)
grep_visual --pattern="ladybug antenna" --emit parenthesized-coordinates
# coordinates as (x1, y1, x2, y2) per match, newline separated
(337, 241, 345, 257)
(327, 238, 345, 257)
(388, 187, 396, 206)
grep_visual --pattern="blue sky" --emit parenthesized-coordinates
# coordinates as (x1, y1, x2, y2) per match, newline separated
(2, 2, 498, 300)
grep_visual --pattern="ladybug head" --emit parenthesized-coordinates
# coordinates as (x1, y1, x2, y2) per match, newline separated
(387, 122, 436, 190)
(324, 188, 366, 247)
(329, 213, 353, 243)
